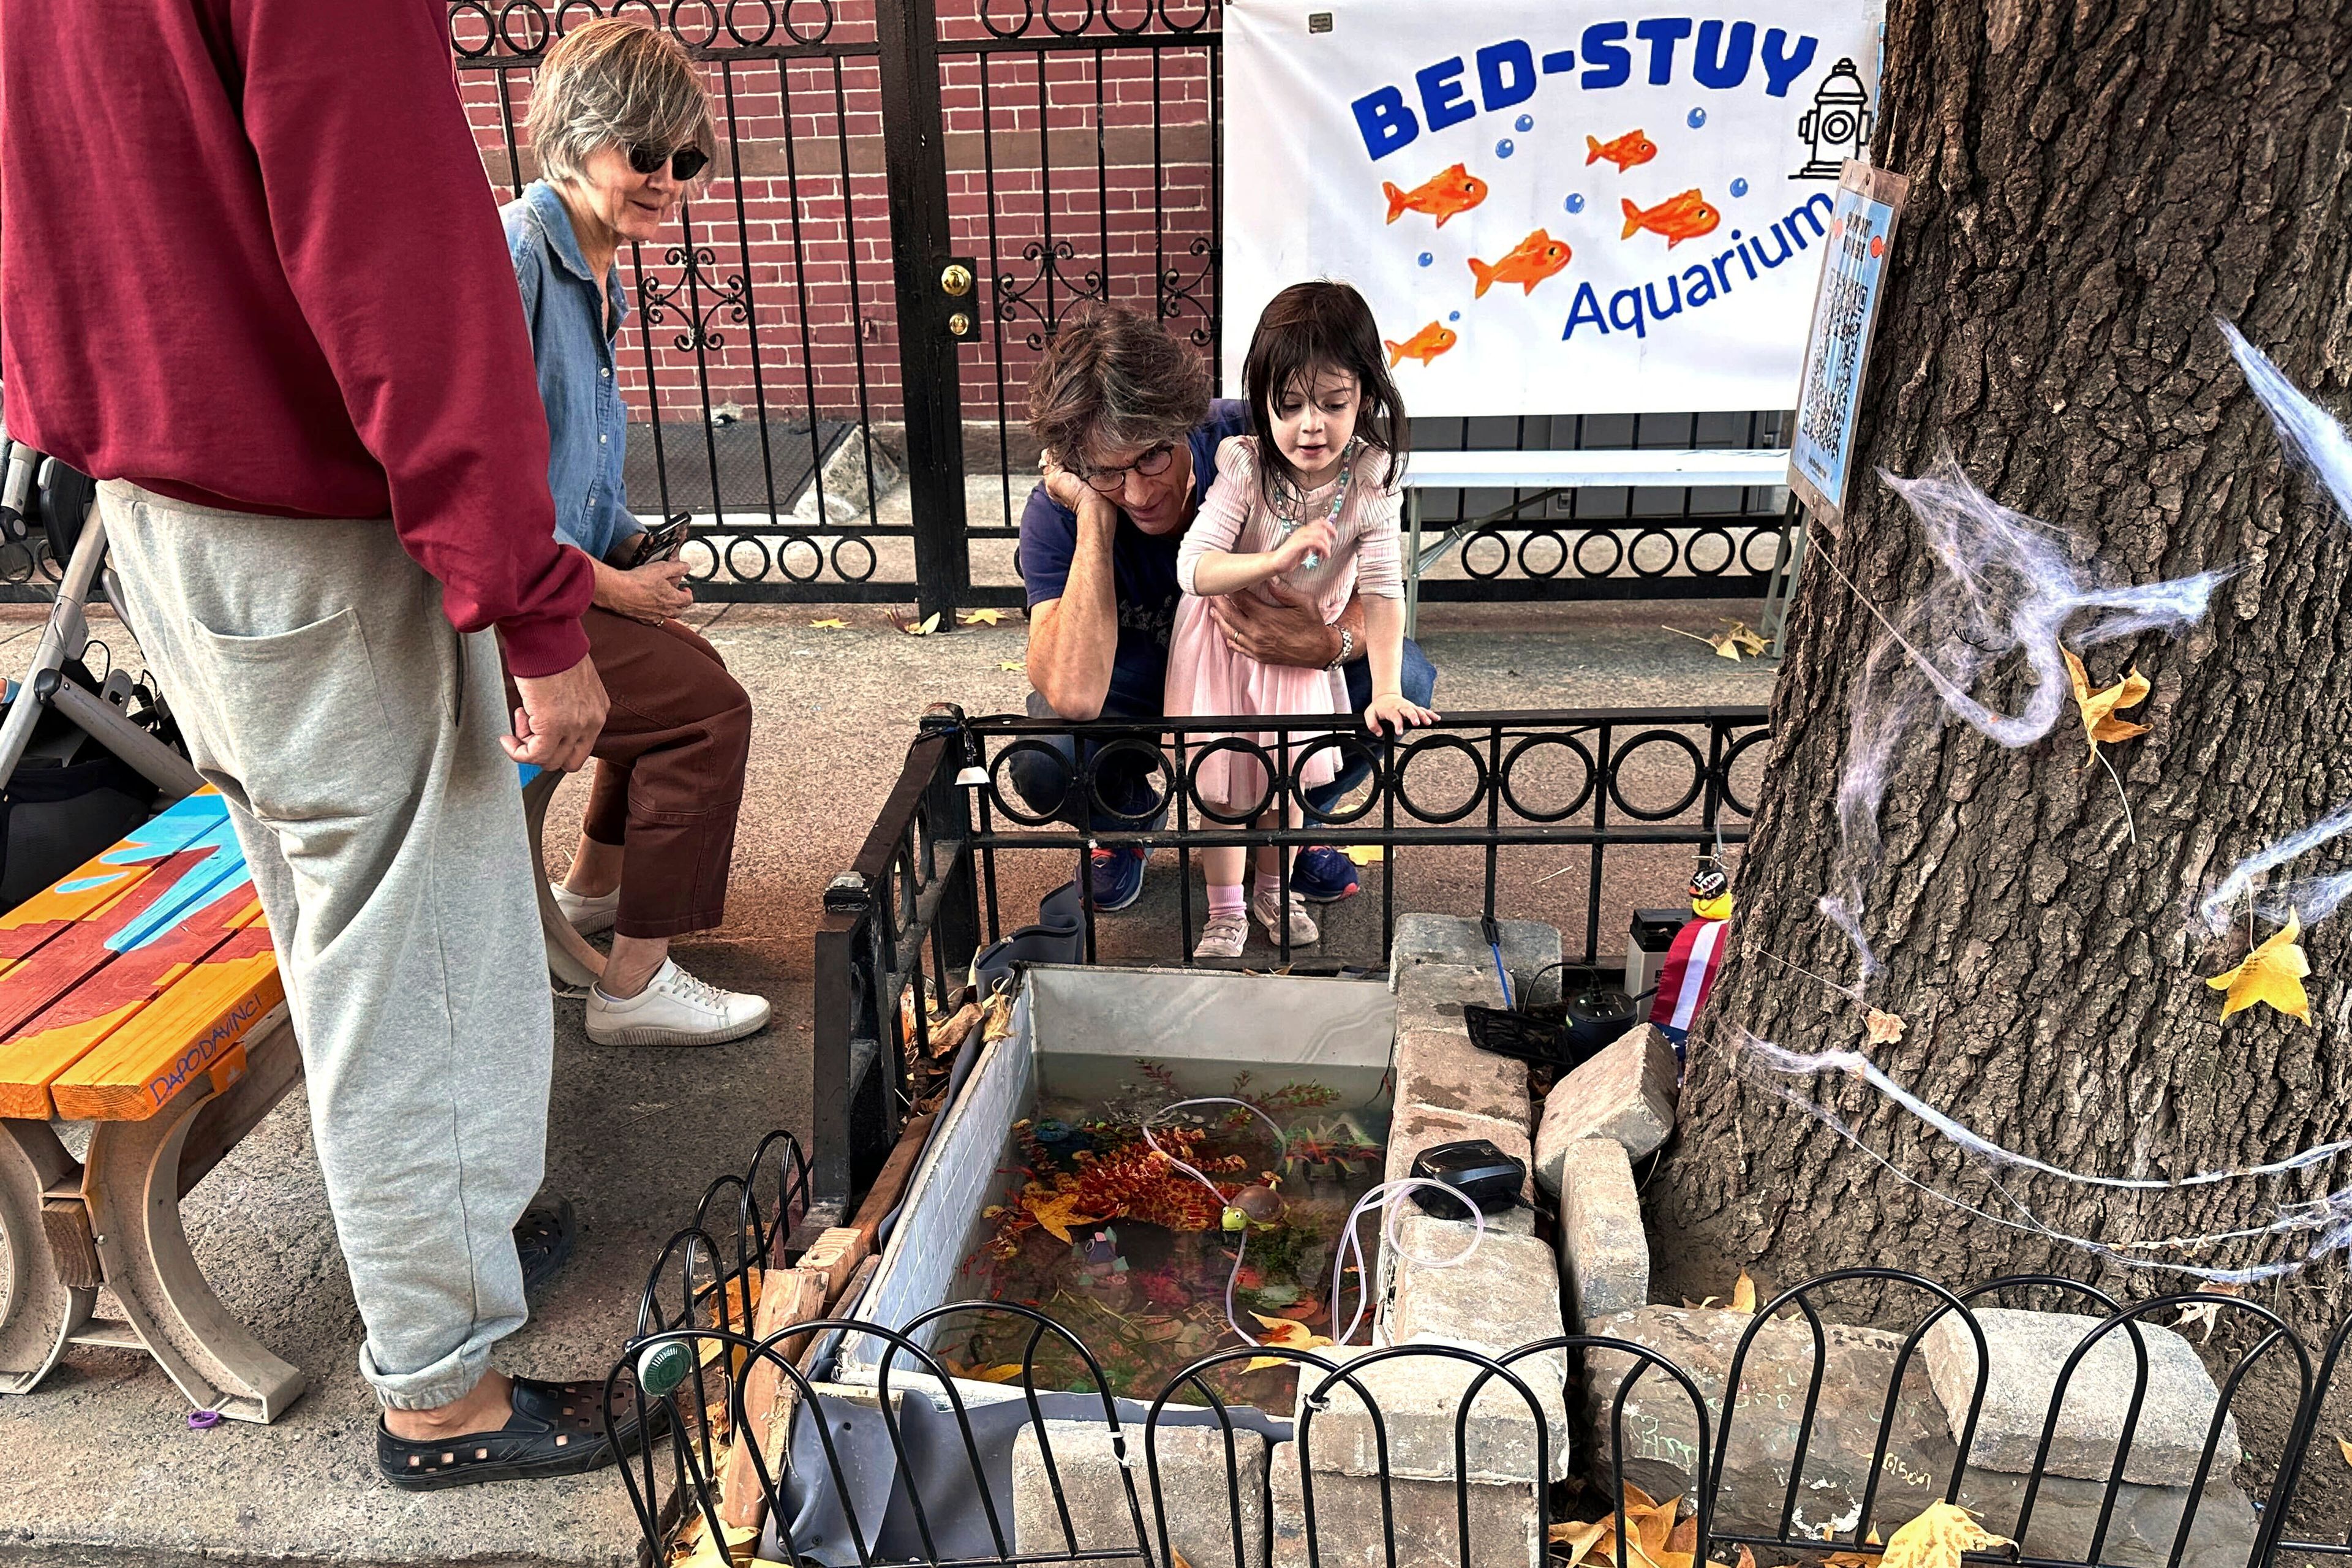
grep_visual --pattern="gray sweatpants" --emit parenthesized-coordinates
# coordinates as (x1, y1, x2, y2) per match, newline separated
(99, 481, 551, 1411)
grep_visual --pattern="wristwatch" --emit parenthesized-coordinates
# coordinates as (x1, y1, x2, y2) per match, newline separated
(1327, 625, 1355, 668)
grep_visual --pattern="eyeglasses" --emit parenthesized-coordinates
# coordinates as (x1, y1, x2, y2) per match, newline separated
(1082, 442, 1177, 493)
(627, 143, 710, 182)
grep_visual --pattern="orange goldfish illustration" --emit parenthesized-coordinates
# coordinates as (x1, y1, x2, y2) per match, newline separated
(1382, 163, 1488, 227)
(1468, 230, 1573, 298)
(1383, 321, 1458, 368)
(1619, 190, 1722, 248)
(1585, 129, 1658, 173)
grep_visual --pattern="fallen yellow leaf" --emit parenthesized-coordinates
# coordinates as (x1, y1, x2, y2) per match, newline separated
(1000, 661, 1025, 671)
(2337, 1434, 2352, 1471)
(810, 617, 847, 628)
(1342, 845, 1385, 865)
(1874, 1501, 2009, 1568)
(1865, 1008, 1907, 1046)
(947, 1359, 1027, 1384)
(1720, 620, 1769, 657)
(670, 1518, 760, 1568)
(2062, 650, 2152, 764)
(962, 608, 1005, 625)
(1730, 1270, 1756, 1314)
(911, 611, 942, 635)
(2207, 912, 2312, 1023)
(1823, 1527, 1883, 1568)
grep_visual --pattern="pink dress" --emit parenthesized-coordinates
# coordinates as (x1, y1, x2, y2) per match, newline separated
(1166, 435, 1406, 809)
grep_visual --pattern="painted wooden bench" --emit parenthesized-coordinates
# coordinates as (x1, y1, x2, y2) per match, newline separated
(0, 770, 601, 1422)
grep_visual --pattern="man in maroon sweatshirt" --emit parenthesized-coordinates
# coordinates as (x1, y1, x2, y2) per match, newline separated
(2, 0, 640, 1487)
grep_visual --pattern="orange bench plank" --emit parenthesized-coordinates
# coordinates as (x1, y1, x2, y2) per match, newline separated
(50, 951, 284, 1121)
(0, 789, 229, 982)
(0, 793, 265, 1117)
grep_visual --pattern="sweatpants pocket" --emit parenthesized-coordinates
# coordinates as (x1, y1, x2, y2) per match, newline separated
(181, 606, 403, 824)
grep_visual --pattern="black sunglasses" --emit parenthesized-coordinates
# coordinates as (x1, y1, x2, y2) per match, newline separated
(627, 143, 710, 181)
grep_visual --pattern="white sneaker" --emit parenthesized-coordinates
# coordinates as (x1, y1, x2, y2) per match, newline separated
(1251, 887, 1319, 946)
(550, 881, 619, 936)
(1193, 911, 1250, 960)
(587, 959, 772, 1047)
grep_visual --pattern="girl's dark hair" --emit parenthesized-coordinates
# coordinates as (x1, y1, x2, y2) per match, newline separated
(1241, 280, 1408, 510)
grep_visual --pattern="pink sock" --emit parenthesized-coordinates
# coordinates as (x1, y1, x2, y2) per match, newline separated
(1208, 883, 1245, 919)
(1254, 872, 1284, 902)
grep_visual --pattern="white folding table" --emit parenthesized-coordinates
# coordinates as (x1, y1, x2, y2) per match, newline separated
(1398, 447, 1801, 647)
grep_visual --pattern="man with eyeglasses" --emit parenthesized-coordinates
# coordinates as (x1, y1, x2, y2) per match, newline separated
(1015, 303, 1437, 911)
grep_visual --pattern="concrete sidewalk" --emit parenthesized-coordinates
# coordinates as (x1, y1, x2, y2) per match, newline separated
(0, 597, 1771, 1568)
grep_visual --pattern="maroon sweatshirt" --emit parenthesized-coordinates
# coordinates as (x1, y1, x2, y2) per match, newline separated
(0, 0, 593, 677)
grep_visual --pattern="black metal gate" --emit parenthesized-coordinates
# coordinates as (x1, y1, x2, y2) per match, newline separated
(449, 2, 1788, 619)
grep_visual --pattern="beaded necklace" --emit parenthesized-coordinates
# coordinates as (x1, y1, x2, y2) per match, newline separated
(1270, 437, 1355, 571)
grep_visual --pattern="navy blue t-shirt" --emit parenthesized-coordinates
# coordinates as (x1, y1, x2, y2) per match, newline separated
(1017, 399, 1251, 718)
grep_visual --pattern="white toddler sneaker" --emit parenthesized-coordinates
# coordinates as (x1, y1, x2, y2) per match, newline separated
(587, 959, 772, 1047)
(550, 881, 619, 936)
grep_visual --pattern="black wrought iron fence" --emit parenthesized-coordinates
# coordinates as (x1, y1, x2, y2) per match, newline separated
(611, 1130, 2352, 1568)
(811, 703, 1770, 1218)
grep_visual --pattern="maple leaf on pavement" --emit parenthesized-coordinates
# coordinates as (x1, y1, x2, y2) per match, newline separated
(1874, 1502, 2009, 1568)
(2207, 912, 2312, 1022)
(2062, 650, 2152, 764)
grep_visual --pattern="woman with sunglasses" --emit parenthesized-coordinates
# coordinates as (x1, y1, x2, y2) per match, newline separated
(501, 18, 769, 1047)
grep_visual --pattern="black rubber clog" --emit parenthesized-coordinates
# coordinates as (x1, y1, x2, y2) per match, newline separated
(377, 1374, 662, 1491)
(516, 1194, 578, 1296)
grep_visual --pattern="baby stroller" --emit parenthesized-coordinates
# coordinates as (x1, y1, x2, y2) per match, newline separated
(0, 396, 203, 904)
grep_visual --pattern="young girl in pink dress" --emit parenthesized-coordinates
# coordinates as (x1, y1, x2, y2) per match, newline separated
(1167, 281, 1440, 959)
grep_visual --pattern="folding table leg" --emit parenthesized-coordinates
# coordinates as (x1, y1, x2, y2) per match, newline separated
(0, 1118, 94, 1395)
(80, 1024, 306, 1423)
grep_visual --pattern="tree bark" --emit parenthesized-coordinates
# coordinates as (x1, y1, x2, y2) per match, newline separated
(1653, 0, 2352, 1340)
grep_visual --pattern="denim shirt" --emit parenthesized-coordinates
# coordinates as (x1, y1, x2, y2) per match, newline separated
(502, 181, 639, 564)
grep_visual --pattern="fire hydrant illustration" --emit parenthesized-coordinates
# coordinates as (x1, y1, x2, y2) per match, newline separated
(1794, 58, 1872, 179)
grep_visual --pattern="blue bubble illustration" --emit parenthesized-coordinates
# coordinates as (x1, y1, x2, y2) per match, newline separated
(1495, 138, 1515, 158)
(1730, 176, 1749, 198)
(1564, 192, 1586, 213)
(1514, 113, 1534, 132)
(1448, 311, 1461, 322)
(1687, 107, 1707, 128)
(1418, 251, 1434, 268)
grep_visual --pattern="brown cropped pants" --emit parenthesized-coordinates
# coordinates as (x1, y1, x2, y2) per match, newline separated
(511, 609, 752, 939)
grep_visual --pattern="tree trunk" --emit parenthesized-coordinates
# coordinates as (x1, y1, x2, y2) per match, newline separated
(1653, 0, 2352, 1340)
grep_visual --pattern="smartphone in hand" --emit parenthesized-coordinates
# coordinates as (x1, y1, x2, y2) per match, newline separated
(627, 513, 693, 568)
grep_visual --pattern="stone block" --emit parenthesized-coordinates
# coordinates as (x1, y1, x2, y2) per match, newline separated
(1382, 1104, 1536, 1226)
(1392, 914, 1564, 1003)
(1555, 1137, 1648, 1327)
(1387, 1213, 1564, 1355)
(1534, 1024, 1679, 1193)
(1921, 1308, 2242, 1487)
(1393, 1022, 1530, 1129)
(1270, 1439, 1544, 1568)
(1012, 1420, 1268, 1568)
(1581, 1306, 2256, 1567)
(1393, 959, 1507, 1034)
(1293, 1343, 1572, 1483)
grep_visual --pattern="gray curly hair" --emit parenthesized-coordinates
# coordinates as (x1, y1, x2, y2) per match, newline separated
(527, 18, 715, 187)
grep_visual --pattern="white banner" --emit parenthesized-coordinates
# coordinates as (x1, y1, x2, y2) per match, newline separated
(1223, 1, 1880, 417)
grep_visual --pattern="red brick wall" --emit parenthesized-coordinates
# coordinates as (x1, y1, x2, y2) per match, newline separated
(453, 1, 1219, 439)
